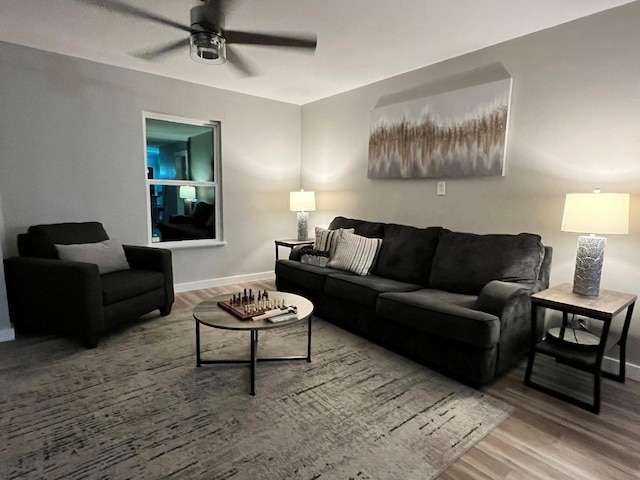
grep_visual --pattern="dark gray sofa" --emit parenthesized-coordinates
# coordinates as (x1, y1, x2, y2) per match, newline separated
(275, 216, 552, 385)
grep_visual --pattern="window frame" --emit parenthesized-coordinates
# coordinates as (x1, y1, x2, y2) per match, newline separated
(142, 111, 224, 249)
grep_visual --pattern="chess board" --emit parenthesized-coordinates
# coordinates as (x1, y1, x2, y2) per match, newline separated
(217, 300, 269, 321)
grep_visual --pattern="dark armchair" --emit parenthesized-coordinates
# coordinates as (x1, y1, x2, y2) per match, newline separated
(4, 222, 174, 348)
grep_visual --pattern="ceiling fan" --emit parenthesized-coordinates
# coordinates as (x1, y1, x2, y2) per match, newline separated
(77, 0, 317, 76)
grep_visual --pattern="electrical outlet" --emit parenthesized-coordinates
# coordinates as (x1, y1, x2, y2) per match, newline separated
(436, 181, 446, 196)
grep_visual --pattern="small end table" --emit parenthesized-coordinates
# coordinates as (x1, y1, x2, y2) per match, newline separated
(275, 238, 314, 260)
(524, 283, 636, 413)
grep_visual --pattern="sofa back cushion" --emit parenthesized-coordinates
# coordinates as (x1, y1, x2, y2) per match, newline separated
(328, 216, 386, 239)
(372, 224, 442, 285)
(428, 230, 545, 294)
(26, 222, 110, 259)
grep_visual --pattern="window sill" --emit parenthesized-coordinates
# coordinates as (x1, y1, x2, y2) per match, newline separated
(149, 239, 227, 249)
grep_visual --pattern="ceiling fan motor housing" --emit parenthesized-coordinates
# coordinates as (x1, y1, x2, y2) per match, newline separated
(190, 31, 226, 64)
(189, 3, 226, 64)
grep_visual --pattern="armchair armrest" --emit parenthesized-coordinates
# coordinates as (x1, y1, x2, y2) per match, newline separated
(123, 245, 174, 314)
(4, 256, 104, 346)
(123, 245, 171, 273)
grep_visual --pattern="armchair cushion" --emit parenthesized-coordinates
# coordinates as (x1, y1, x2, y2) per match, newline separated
(101, 269, 166, 305)
(55, 239, 130, 275)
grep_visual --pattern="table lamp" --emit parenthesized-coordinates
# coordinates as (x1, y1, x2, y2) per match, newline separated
(290, 190, 316, 240)
(179, 185, 197, 215)
(561, 190, 629, 296)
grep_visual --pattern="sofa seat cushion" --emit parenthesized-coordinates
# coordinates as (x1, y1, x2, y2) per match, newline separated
(101, 269, 166, 305)
(377, 289, 500, 348)
(325, 273, 422, 309)
(275, 260, 347, 293)
(372, 224, 442, 285)
(429, 230, 545, 295)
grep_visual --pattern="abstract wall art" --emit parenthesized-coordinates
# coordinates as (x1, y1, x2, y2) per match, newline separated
(368, 78, 512, 179)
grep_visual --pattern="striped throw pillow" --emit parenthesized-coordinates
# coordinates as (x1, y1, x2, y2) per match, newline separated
(328, 232, 382, 276)
(314, 227, 354, 259)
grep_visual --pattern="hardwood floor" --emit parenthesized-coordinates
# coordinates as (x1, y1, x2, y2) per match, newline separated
(177, 280, 640, 480)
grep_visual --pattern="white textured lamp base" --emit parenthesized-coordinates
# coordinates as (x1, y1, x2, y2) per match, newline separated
(296, 211, 309, 241)
(572, 235, 605, 297)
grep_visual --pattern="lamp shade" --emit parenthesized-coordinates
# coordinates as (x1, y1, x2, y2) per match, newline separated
(179, 185, 196, 200)
(561, 193, 629, 235)
(290, 190, 316, 212)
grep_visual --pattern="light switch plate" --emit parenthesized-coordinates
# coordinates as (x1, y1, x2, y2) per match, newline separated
(436, 181, 446, 196)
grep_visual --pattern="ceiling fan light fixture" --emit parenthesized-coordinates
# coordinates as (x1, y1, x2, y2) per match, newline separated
(189, 32, 226, 64)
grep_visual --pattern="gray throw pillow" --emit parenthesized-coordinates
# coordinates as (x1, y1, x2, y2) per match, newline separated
(55, 239, 131, 275)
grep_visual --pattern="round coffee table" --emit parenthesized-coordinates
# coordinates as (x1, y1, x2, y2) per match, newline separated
(193, 291, 314, 395)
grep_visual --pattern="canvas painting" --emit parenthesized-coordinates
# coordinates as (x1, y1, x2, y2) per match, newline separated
(368, 78, 512, 179)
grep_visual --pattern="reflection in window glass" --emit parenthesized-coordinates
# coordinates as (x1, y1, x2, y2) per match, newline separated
(144, 115, 221, 243)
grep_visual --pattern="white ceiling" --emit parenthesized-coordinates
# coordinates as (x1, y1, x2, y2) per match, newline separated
(0, 0, 635, 105)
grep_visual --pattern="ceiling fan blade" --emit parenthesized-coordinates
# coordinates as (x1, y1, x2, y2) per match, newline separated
(131, 38, 189, 61)
(76, 0, 191, 33)
(225, 47, 257, 77)
(224, 30, 317, 50)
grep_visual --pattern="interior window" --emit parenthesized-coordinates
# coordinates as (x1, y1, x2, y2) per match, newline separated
(144, 114, 221, 244)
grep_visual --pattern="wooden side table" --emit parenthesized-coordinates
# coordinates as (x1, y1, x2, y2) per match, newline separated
(275, 239, 314, 260)
(524, 283, 636, 413)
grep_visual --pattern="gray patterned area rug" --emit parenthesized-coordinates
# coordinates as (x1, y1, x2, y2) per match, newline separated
(0, 310, 511, 480)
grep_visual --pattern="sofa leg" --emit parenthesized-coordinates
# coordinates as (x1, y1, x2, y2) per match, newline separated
(84, 336, 98, 349)
(160, 305, 172, 316)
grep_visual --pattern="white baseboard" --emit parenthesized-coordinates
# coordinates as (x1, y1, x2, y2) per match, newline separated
(0, 327, 15, 342)
(174, 271, 275, 293)
(602, 356, 640, 382)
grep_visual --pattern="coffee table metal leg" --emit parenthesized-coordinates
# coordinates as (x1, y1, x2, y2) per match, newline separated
(307, 316, 312, 362)
(195, 319, 201, 367)
(250, 330, 257, 395)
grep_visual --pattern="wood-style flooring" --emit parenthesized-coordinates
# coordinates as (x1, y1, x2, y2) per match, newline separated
(177, 280, 640, 480)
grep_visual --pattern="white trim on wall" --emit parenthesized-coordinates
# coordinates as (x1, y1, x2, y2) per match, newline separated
(174, 271, 275, 293)
(602, 357, 640, 382)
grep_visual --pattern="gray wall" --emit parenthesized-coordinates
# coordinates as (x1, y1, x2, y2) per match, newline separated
(0, 42, 302, 288)
(301, 3, 640, 366)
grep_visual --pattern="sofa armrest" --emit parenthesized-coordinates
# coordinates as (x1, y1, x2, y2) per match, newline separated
(289, 245, 307, 261)
(123, 245, 174, 313)
(476, 279, 543, 345)
(475, 280, 532, 317)
(4, 256, 104, 346)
